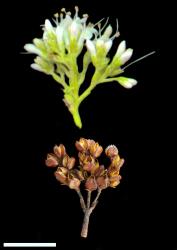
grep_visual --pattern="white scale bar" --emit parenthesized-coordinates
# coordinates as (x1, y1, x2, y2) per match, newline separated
(3, 243, 56, 247)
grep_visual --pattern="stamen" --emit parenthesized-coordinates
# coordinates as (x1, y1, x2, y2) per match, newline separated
(100, 17, 109, 33)
(122, 51, 156, 70)
(110, 31, 120, 40)
(54, 13, 59, 25)
(116, 18, 119, 32)
(98, 23, 101, 36)
(93, 17, 105, 27)
(54, 13, 59, 18)
(83, 14, 89, 18)
(66, 11, 71, 16)
(75, 6, 79, 18)
(60, 13, 64, 21)
(61, 8, 66, 13)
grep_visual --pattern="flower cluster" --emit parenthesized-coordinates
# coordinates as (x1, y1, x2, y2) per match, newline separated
(46, 138, 124, 190)
(24, 6, 137, 128)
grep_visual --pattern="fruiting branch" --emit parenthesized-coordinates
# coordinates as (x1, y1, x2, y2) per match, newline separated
(45, 138, 124, 237)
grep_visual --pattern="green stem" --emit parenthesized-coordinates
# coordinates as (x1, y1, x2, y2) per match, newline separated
(51, 72, 68, 88)
(72, 105, 82, 129)
(78, 85, 94, 104)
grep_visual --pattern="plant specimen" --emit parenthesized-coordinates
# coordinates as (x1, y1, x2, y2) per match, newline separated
(24, 6, 154, 128)
(45, 138, 124, 238)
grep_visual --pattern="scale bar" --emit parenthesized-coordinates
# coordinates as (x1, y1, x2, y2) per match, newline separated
(3, 243, 56, 247)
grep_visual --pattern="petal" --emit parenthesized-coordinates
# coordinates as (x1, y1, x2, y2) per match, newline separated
(56, 25, 64, 44)
(116, 40, 126, 57)
(24, 44, 42, 56)
(30, 63, 44, 72)
(105, 40, 112, 53)
(45, 19, 54, 33)
(102, 25, 113, 39)
(120, 48, 133, 65)
(86, 40, 96, 56)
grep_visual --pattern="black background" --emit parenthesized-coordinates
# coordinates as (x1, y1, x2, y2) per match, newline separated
(1, 0, 176, 249)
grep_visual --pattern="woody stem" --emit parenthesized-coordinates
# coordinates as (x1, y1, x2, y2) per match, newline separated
(76, 189, 86, 212)
(81, 191, 92, 238)
(90, 188, 102, 212)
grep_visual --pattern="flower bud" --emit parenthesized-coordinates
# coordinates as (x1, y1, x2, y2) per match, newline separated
(24, 44, 42, 56)
(105, 145, 118, 158)
(45, 154, 58, 167)
(53, 144, 66, 158)
(117, 77, 137, 89)
(85, 176, 97, 191)
(31, 63, 44, 72)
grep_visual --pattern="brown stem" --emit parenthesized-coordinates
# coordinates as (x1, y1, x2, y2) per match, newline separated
(80, 189, 102, 238)
(90, 188, 102, 212)
(81, 208, 91, 238)
(87, 191, 92, 208)
(76, 189, 86, 212)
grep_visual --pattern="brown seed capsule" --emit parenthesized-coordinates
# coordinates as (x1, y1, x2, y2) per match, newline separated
(109, 175, 122, 188)
(62, 155, 69, 168)
(71, 169, 85, 181)
(90, 142, 103, 158)
(54, 169, 67, 184)
(83, 162, 95, 172)
(53, 144, 66, 158)
(105, 145, 118, 158)
(111, 157, 125, 171)
(94, 165, 105, 177)
(68, 177, 81, 190)
(75, 138, 88, 152)
(96, 176, 109, 189)
(67, 157, 76, 169)
(85, 176, 97, 191)
(45, 154, 58, 167)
